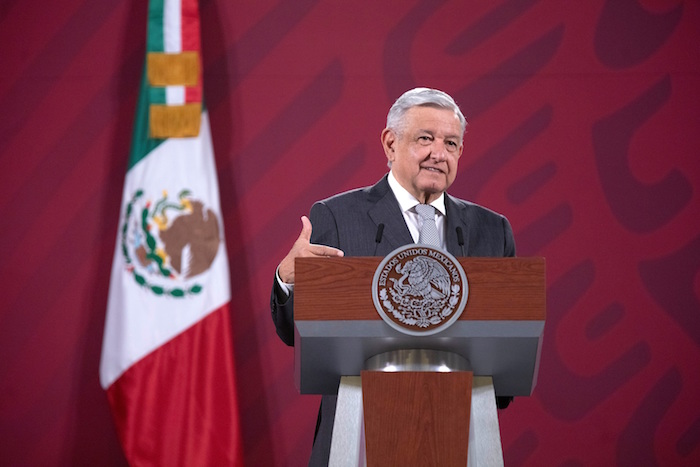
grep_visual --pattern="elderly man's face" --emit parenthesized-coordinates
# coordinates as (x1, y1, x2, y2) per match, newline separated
(382, 106, 463, 204)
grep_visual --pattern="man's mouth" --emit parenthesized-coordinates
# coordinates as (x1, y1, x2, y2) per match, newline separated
(421, 166, 444, 174)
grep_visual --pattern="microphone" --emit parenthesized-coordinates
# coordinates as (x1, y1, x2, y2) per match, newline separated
(373, 223, 385, 256)
(456, 227, 465, 256)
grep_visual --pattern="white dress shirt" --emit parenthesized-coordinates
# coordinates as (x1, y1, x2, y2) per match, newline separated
(387, 171, 446, 248)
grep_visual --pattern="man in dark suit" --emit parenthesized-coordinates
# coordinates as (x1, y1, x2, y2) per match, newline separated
(271, 87, 515, 466)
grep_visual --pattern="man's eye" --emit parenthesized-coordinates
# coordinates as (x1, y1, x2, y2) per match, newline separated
(418, 136, 432, 144)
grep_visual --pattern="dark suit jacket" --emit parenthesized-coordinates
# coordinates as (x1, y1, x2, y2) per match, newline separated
(270, 174, 515, 465)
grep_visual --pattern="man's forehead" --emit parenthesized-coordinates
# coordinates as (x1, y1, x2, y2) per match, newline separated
(406, 106, 460, 124)
(405, 107, 462, 136)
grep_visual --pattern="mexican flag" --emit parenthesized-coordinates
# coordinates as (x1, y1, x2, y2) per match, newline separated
(99, 0, 243, 464)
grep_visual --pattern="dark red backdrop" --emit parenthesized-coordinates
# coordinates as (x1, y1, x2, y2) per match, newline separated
(1, 0, 699, 465)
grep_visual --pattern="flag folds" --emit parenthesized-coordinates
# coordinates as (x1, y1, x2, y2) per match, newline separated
(99, 0, 243, 464)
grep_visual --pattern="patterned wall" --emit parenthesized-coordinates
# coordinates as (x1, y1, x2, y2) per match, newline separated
(1, 0, 699, 465)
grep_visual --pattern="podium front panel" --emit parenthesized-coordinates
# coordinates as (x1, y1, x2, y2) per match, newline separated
(294, 257, 545, 397)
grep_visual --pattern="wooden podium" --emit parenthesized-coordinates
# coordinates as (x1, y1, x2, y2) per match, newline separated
(294, 256, 545, 466)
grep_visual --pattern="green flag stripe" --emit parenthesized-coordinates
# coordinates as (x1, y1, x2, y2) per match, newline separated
(147, 0, 165, 53)
(149, 87, 166, 104)
(127, 65, 165, 171)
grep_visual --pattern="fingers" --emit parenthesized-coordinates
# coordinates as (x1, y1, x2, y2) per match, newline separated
(307, 243, 344, 258)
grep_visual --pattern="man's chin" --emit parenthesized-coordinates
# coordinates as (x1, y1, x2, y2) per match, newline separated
(416, 184, 447, 202)
(417, 178, 447, 194)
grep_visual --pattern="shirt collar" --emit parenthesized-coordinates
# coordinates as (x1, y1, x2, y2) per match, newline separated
(387, 170, 446, 216)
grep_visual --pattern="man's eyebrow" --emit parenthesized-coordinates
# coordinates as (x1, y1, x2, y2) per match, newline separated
(440, 132, 462, 141)
(416, 129, 462, 140)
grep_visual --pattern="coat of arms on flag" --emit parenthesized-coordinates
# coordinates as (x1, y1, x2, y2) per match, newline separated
(121, 188, 221, 297)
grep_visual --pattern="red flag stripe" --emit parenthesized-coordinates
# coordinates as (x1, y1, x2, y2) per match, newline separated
(106, 303, 243, 465)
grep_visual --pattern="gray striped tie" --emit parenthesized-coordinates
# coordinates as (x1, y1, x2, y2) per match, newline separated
(415, 204, 440, 247)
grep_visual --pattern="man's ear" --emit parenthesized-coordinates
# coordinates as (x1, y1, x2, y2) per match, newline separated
(381, 128, 397, 162)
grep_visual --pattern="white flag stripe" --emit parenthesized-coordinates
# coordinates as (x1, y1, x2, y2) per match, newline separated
(163, 0, 182, 53)
(165, 85, 185, 105)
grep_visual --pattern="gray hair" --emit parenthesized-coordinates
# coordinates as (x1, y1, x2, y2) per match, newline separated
(386, 87, 467, 136)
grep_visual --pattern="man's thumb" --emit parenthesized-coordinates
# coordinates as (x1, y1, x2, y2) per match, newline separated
(298, 216, 312, 242)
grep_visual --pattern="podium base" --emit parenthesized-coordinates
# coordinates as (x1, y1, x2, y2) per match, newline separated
(329, 375, 504, 466)
(469, 376, 505, 467)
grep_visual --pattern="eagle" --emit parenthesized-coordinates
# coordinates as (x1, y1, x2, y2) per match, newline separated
(393, 257, 450, 300)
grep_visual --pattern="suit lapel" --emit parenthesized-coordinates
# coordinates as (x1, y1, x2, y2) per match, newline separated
(445, 194, 469, 257)
(367, 176, 413, 255)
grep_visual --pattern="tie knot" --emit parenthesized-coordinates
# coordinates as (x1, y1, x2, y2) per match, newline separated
(415, 204, 435, 220)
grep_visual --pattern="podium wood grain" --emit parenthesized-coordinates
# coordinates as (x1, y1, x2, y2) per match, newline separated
(362, 370, 473, 466)
(295, 256, 545, 321)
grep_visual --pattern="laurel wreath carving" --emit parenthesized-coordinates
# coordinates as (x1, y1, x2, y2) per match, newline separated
(379, 284, 461, 328)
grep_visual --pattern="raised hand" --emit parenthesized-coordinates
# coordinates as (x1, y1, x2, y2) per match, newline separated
(278, 216, 344, 284)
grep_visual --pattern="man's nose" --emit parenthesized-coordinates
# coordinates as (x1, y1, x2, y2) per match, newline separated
(430, 141, 448, 160)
